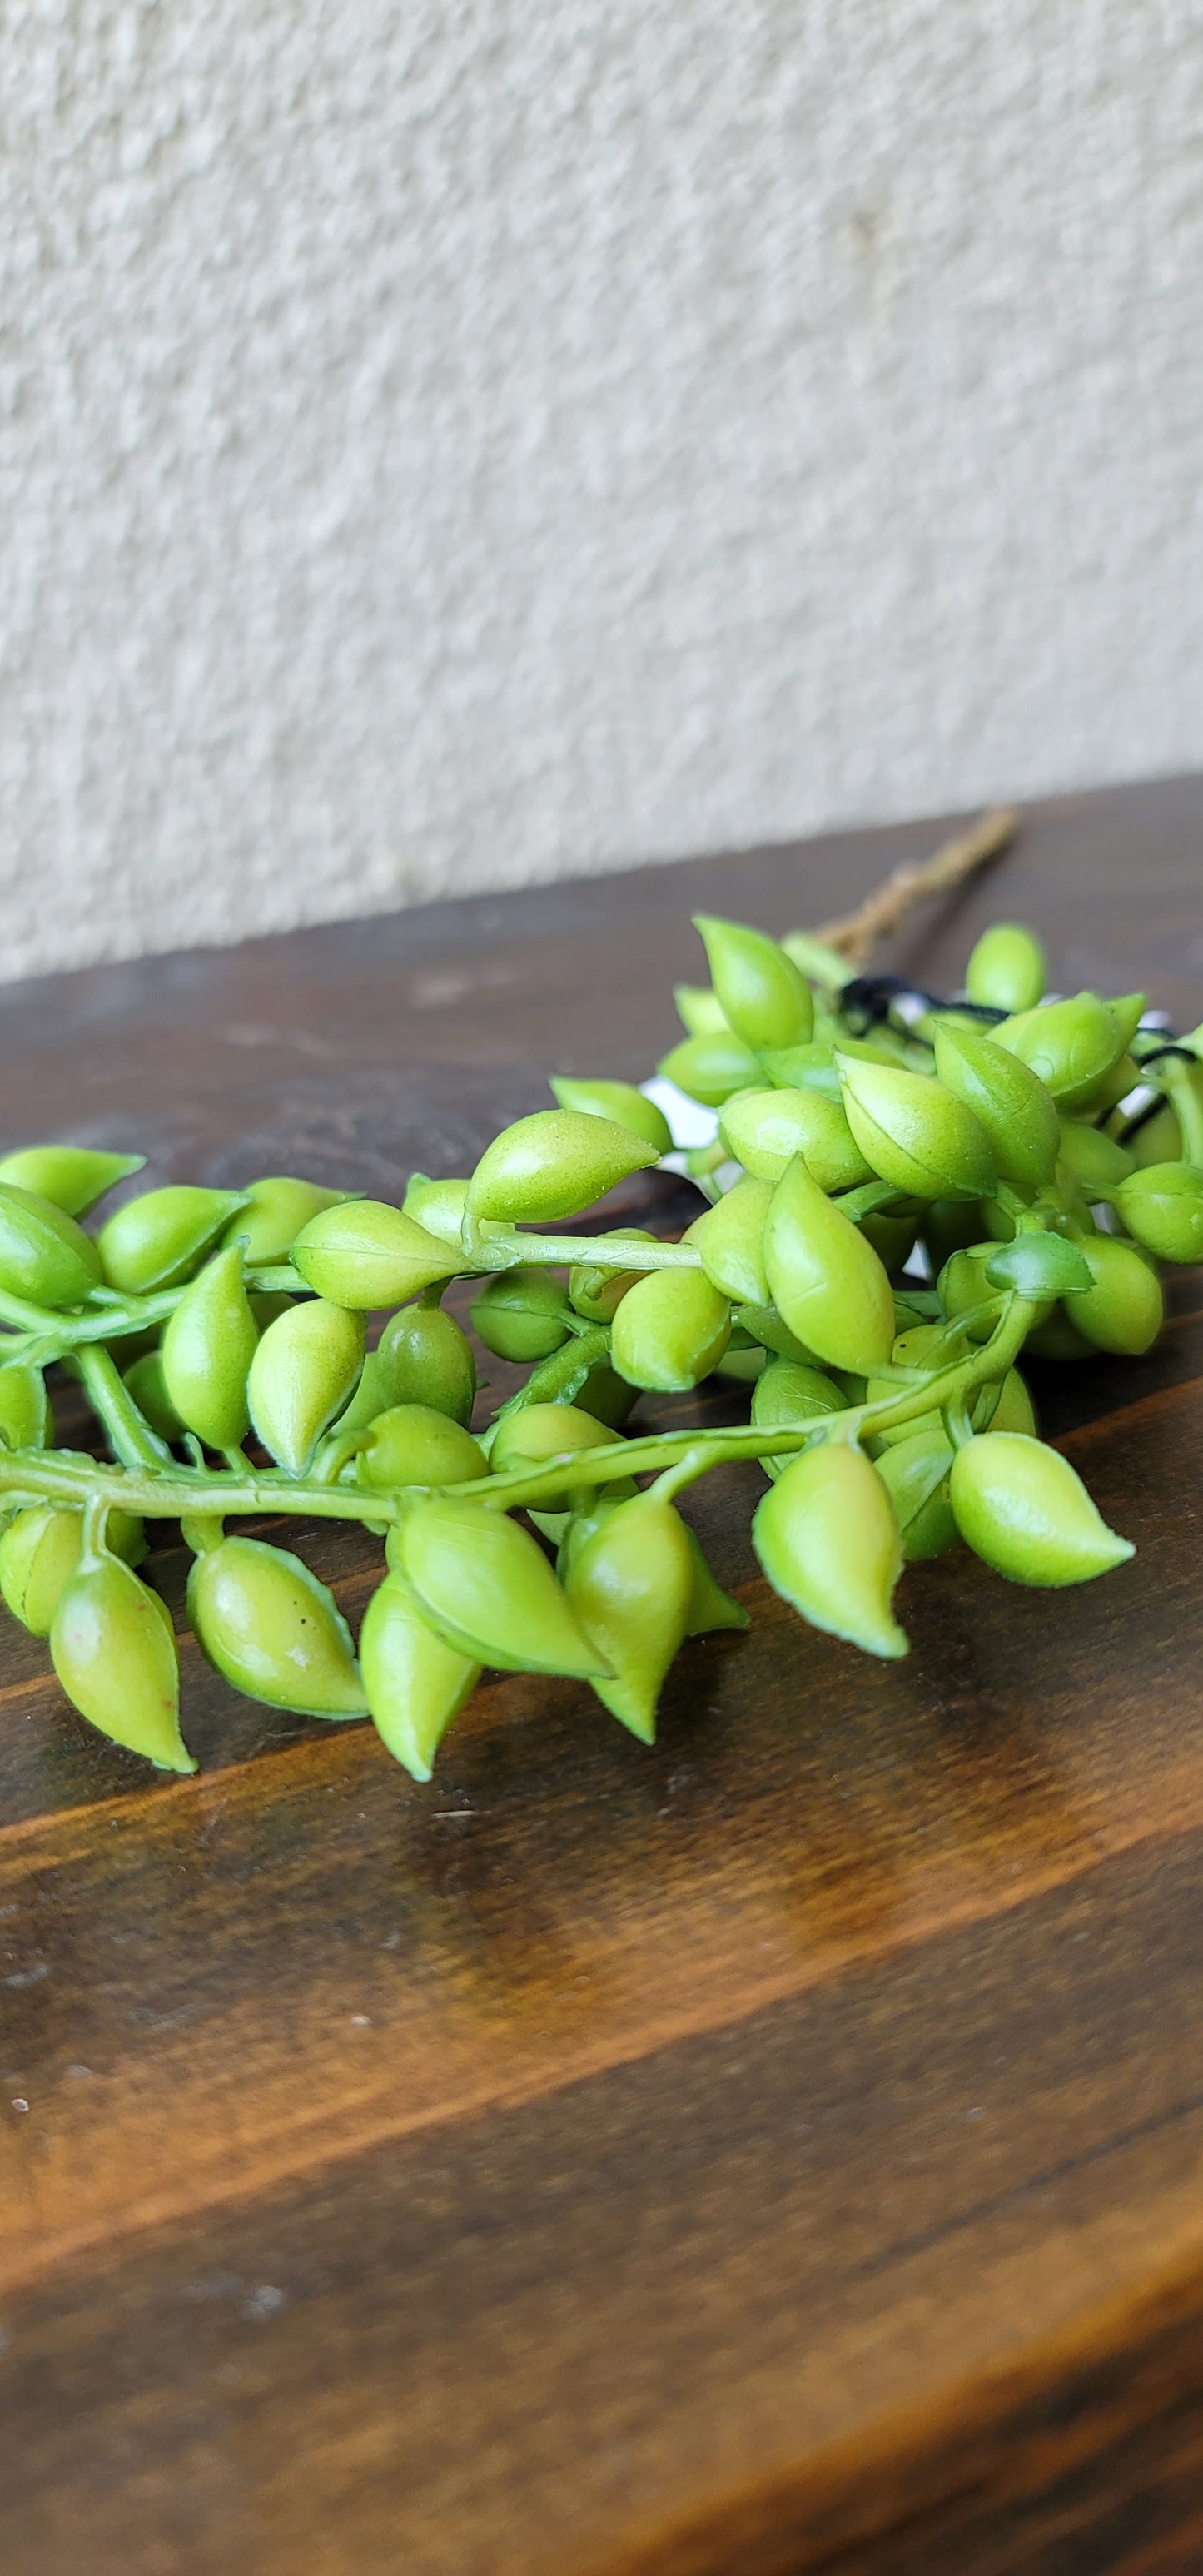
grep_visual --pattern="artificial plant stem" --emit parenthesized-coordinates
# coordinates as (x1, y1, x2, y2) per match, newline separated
(76, 1345, 173, 1470)
(490, 1325, 610, 1420)
(1162, 1061, 1203, 1166)
(468, 1230, 703, 1276)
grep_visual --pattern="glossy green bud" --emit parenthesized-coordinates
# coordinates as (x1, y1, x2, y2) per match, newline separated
(0, 1504, 144, 1635)
(610, 1268, 731, 1390)
(753, 1444, 907, 1658)
(357, 1403, 485, 1491)
(161, 1245, 259, 1450)
(1071, 1234, 1163, 1355)
(465, 1111, 657, 1226)
(565, 1493, 695, 1740)
(548, 1077, 673, 1156)
(187, 1535, 368, 1717)
(859, 1201, 922, 1275)
(750, 1355, 845, 1479)
(248, 1297, 365, 1472)
(680, 1526, 748, 1634)
(836, 1057, 997, 1201)
(569, 1230, 656, 1324)
(963, 922, 1047, 1014)
(0, 1360, 51, 1450)
(470, 1266, 572, 1361)
(992, 993, 1130, 1115)
(673, 982, 730, 1037)
(291, 1201, 452, 1309)
(950, 1433, 1134, 1585)
(98, 1186, 249, 1295)
(932, 1022, 1060, 1191)
(735, 1303, 825, 1365)
(397, 1497, 609, 1677)
(373, 1303, 476, 1425)
(692, 914, 814, 1053)
(656, 1031, 763, 1107)
(359, 1573, 480, 1778)
(685, 1179, 773, 1305)
(573, 1361, 639, 1429)
(52, 1553, 192, 1770)
(0, 1146, 144, 1216)
(977, 1366, 1038, 1436)
(719, 1087, 873, 1192)
(1127, 1098, 1182, 1168)
(401, 1176, 473, 1247)
(221, 1176, 347, 1266)
(0, 1186, 103, 1308)
(874, 1430, 957, 1561)
(763, 1156, 894, 1374)
(1056, 1120, 1136, 1191)
(122, 1349, 185, 1443)
(1113, 1163, 1203, 1264)
(489, 1402, 616, 1510)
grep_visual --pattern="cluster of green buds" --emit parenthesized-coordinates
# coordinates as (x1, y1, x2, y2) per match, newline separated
(0, 898, 1196, 1789)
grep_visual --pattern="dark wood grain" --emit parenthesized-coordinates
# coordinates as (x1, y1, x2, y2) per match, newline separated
(2, 778, 1203, 2574)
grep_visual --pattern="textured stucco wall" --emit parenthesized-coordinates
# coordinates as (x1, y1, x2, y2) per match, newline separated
(3, 3, 1201, 981)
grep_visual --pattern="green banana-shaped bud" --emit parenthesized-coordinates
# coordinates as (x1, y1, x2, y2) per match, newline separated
(465, 1111, 658, 1226)
(564, 1492, 695, 1740)
(949, 1433, 1134, 1585)
(355, 1302, 478, 1426)
(221, 1175, 348, 1266)
(1071, 1234, 1164, 1355)
(0, 1146, 144, 1216)
(248, 1298, 365, 1472)
(719, 1087, 874, 1191)
(680, 1525, 748, 1634)
(291, 1202, 452, 1308)
(0, 1185, 103, 1307)
(692, 914, 814, 1053)
(161, 1245, 260, 1450)
(122, 1350, 185, 1442)
(397, 1497, 610, 1677)
(609, 1268, 732, 1390)
(753, 1443, 907, 1658)
(686, 1179, 773, 1305)
(98, 1186, 251, 1295)
(836, 1057, 997, 1201)
(357, 1404, 485, 1491)
(963, 922, 1047, 1014)
(0, 1360, 51, 1450)
(750, 1355, 846, 1479)
(1113, 1163, 1203, 1264)
(992, 992, 1135, 1114)
(1056, 1120, 1136, 1192)
(470, 1266, 573, 1361)
(548, 1077, 673, 1155)
(655, 1031, 763, 1106)
(186, 1534, 368, 1716)
(763, 1156, 894, 1373)
(489, 1402, 617, 1510)
(673, 983, 730, 1036)
(0, 1504, 145, 1635)
(932, 1022, 1060, 1191)
(873, 1430, 957, 1561)
(359, 1572, 480, 1778)
(401, 1176, 472, 1246)
(52, 1549, 192, 1770)
(569, 1230, 657, 1323)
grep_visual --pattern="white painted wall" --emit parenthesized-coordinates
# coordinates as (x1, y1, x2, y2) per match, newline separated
(2, 2, 1201, 981)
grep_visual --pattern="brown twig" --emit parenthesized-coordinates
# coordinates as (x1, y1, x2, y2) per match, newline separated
(814, 805, 1018, 968)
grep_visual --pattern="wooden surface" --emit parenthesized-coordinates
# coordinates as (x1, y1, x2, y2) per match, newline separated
(2, 778, 1203, 2574)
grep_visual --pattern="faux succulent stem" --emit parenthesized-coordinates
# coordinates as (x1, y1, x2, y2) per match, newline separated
(1161, 1061, 1203, 1166)
(466, 1229, 703, 1276)
(76, 1344, 174, 1471)
(0, 1296, 1034, 1530)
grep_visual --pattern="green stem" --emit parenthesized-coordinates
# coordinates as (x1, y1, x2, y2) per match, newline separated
(1162, 1062, 1203, 1166)
(76, 1345, 174, 1470)
(489, 1325, 610, 1425)
(0, 1300, 1035, 1532)
(467, 1229, 703, 1276)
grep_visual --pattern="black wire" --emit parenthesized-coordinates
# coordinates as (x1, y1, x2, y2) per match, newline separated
(837, 974, 1007, 1036)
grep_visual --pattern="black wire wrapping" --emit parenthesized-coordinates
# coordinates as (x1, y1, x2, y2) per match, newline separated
(837, 974, 1007, 1036)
